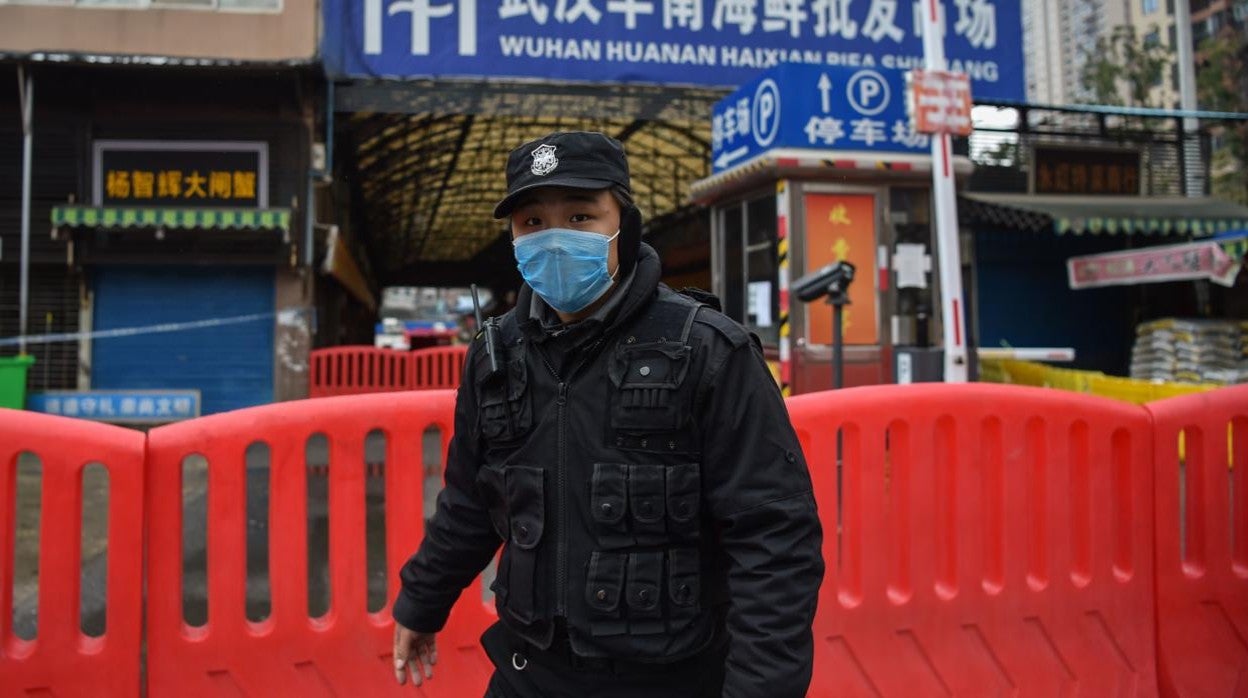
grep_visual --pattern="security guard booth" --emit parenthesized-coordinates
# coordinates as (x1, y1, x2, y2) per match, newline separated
(691, 155, 973, 396)
(689, 65, 974, 396)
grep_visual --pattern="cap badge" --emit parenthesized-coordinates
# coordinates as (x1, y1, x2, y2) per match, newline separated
(531, 144, 558, 176)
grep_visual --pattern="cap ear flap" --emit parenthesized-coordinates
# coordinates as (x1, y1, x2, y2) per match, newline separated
(617, 204, 642, 275)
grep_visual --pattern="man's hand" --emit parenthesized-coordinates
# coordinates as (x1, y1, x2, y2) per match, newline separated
(393, 623, 437, 687)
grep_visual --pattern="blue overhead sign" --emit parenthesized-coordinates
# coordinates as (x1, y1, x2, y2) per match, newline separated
(711, 63, 932, 172)
(322, 0, 1023, 100)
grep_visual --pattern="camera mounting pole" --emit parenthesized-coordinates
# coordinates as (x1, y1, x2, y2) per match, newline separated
(791, 260, 857, 391)
(824, 278, 851, 391)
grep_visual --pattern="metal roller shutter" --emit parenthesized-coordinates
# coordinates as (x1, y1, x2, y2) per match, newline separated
(91, 266, 274, 415)
(0, 266, 82, 391)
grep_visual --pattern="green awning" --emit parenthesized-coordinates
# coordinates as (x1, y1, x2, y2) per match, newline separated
(51, 205, 291, 232)
(959, 193, 1248, 236)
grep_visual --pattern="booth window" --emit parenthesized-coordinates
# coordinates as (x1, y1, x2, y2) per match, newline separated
(718, 194, 779, 346)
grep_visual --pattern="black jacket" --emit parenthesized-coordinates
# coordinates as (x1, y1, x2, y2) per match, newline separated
(394, 245, 824, 697)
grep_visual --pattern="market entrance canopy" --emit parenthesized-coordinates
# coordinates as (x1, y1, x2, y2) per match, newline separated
(959, 193, 1248, 236)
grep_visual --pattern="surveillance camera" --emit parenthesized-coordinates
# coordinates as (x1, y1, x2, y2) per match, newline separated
(792, 261, 857, 303)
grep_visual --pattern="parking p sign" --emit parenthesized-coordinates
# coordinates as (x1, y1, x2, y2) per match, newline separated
(711, 63, 931, 174)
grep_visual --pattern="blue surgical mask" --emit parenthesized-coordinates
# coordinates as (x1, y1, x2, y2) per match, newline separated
(513, 228, 620, 314)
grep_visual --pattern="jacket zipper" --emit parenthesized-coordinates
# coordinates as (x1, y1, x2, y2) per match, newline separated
(555, 380, 568, 616)
(537, 351, 569, 617)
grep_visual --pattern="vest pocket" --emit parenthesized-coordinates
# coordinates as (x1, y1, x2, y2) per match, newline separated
(627, 465, 666, 540)
(609, 343, 690, 433)
(585, 551, 627, 636)
(667, 547, 701, 629)
(626, 551, 664, 634)
(503, 466, 544, 625)
(665, 463, 700, 541)
(590, 463, 630, 549)
(478, 356, 532, 445)
(592, 463, 700, 548)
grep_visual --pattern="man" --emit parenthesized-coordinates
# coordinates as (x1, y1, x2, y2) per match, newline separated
(391, 131, 823, 697)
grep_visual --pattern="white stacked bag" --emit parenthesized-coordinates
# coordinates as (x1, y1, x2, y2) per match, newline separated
(1130, 318, 1248, 385)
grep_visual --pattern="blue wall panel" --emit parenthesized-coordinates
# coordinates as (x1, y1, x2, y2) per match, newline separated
(974, 229, 1134, 375)
(92, 266, 274, 415)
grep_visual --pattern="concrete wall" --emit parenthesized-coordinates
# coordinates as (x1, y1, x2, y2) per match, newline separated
(0, 0, 316, 62)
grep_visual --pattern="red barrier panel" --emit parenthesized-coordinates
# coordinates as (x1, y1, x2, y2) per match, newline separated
(409, 346, 468, 390)
(0, 409, 145, 697)
(144, 391, 497, 697)
(1147, 384, 1248, 698)
(787, 384, 1158, 696)
(309, 346, 413, 398)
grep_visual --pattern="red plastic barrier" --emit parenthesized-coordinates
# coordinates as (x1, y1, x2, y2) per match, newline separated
(409, 345, 468, 390)
(309, 346, 413, 398)
(0, 409, 145, 697)
(144, 391, 497, 697)
(787, 384, 1158, 696)
(1147, 384, 1248, 698)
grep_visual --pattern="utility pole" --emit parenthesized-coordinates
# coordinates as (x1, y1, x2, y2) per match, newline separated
(18, 67, 34, 356)
(919, 0, 969, 382)
(1174, 0, 1202, 196)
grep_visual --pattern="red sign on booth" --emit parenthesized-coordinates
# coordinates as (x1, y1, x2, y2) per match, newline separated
(908, 69, 973, 136)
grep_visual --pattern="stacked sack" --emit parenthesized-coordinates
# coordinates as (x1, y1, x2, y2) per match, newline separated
(1130, 318, 1248, 384)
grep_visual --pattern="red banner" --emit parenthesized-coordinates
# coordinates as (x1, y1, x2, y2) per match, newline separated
(1067, 241, 1239, 289)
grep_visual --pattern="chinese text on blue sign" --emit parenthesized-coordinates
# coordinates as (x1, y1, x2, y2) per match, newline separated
(323, 0, 1022, 101)
(28, 390, 202, 424)
(711, 63, 936, 172)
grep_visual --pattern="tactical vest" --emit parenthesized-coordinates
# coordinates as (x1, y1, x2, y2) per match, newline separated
(469, 287, 730, 660)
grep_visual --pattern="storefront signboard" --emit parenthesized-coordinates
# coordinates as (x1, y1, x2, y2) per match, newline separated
(1033, 146, 1141, 196)
(27, 390, 202, 424)
(1068, 240, 1241, 290)
(322, 0, 1024, 100)
(93, 141, 270, 208)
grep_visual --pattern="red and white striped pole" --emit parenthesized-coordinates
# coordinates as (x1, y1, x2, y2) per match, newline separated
(921, 0, 969, 382)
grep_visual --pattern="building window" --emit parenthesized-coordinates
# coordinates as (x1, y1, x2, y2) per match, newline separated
(1142, 0, 1158, 13)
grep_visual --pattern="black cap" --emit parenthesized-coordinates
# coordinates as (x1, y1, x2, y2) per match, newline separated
(493, 131, 631, 219)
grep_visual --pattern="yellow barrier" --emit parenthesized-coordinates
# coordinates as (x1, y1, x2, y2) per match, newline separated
(982, 359, 1220, 404)
(981, 359, 1233, 465)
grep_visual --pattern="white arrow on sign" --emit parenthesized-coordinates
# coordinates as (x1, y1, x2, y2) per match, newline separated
(817, 73, 832, 113)
(715, 145, 749, 169)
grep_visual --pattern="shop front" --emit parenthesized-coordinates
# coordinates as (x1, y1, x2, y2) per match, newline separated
(5, 61, 321, 419)
(964, 189, 1248, 379)
(50, 138, 295, 416)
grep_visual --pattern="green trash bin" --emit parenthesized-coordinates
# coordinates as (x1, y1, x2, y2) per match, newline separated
(0, 355, 35, 410)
